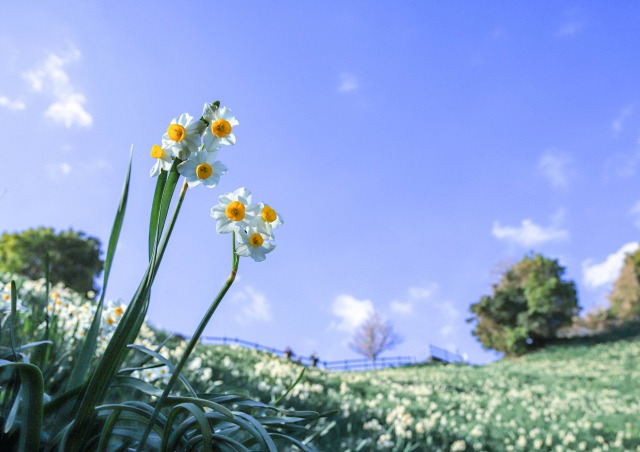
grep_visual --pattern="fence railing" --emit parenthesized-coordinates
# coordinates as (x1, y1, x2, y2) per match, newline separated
(429, 344, 464, 364)
(193, 335, 464, 371)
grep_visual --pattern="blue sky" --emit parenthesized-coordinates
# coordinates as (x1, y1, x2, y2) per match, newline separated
(2, 2, 640, 364)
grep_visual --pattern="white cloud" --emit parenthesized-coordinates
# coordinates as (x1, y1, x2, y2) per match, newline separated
(612, 106, 634, 135)
(492, 219, 569, 247)
(0, 96, 25, 111)
(538, 150, 572, 189)
(440, 325, 454, 337)
(230, 286, 272, 325)
(582, 242, 640, 289)
(440, 300, 459, 319)
(390, 284, 438, 315)
(390, 300, 413, 315)
(45, 93, 92, 128)
(47, 162, 72, 179)
(23, 48, 92, 128)
(338, 73, 359, 93)
(330, 294, 373, 332)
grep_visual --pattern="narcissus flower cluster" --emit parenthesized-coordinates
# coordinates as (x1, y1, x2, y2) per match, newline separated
(211, 187, 283, 262)
(150, 102, 283, 262)
(150, 102, 238, 187)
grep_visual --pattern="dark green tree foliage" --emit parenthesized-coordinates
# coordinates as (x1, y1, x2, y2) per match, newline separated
(0, 227, 103, 294)
(468, 253, 578, 356)
(608, 248, 640, 320)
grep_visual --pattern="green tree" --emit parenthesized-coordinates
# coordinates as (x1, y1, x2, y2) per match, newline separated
(0, 227, 103, 294)
(608, 248, 640, 320)
(468, 253, 578, 356)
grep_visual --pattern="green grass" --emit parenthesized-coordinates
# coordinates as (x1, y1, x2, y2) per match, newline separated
(177, 324, 640, 451)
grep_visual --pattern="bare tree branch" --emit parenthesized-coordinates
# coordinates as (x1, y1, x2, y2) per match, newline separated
(349, 310, 403, 361)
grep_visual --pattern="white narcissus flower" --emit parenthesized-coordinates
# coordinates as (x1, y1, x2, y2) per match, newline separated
(235, 224, 276, 262)
(250, 203, 284, 235)
(163, 113, 205, 160)
(202, 104, 238, 152)
(210, 187, 260, 233)
(177, 150, 227, 188)
(149, 140, 173, 177)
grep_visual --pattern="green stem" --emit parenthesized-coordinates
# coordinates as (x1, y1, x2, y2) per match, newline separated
(137, 232, 239, 451)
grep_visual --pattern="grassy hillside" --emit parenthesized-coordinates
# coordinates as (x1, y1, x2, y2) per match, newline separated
(172, 324, 640, 451)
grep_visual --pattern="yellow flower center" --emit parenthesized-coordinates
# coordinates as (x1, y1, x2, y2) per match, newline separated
(2, 293, 9, 301)
(151, 144, 165, 159)
(261, 206, 277, 223)
(107, 317, 115, 326)
(114, 307, 124, 316)
(225, 201, 246, 221)
(51, 291, 60, 299)
(211, 119, 232, 138)
(167, 123, 186, 142)
(196, 163, 213, 180)
(249, 233, 264, 247)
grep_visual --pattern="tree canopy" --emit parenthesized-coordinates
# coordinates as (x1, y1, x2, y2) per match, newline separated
(608, 248, 640, 320)
(0, 227, 103, 294)
(468, 253, 578, 356)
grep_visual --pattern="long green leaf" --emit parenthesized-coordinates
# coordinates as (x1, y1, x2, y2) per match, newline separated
(233, 411, 279, 452)
(153, 159, 181, 254)
(9, 281, 18, 361)
(96, 402, 165, 452)
(274, 367, 305, 406)
(126, 344, 197, 397)
(160, 396, 234, 420)
(149, 168, 168, 259)
(66, 150, 132, 391)
(163, 403, 213, 452)
(0, 360, 44, 452)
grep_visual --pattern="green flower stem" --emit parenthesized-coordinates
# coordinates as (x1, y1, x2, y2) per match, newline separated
(66, 180, 189, 451)
(137, 231, 240, 451)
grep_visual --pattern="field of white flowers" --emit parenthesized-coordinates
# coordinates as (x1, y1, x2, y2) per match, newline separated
(173, 327, 640, 452)
(3, 275, 639, 451)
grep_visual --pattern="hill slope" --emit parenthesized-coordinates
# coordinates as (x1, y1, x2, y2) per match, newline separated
(177, 325, 640, 451)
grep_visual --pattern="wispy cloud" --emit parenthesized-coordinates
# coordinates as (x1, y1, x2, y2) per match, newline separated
(23, 47, 92, 128)
(46, 162, 72, 179)
(630, 201, 640, 229)
(230, 285, 272, 325)
(556, 9, 587, 38)
(556, 21, 581, 37)
(538, 150, 572, 189)
(612, 106, 634, 135)
(390, 284, 438, 315)
(338, 73, 359, 93)
(492, 218, 569, 247)
(330, 294, 373, 332)
(0, 96, 25, 111)
(582, 242, 640, 288)
(605, 149, 640, 180)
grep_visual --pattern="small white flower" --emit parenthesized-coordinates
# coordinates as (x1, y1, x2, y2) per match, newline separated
(202, 104, 238, 152)
(210, 187, 260, 233)
(177, 150, 227, 188)
(235, 224, 275, 262)
(250, 203, 284, 235)
(149, 140, 173, 177)
(163, 113, 205, 160)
